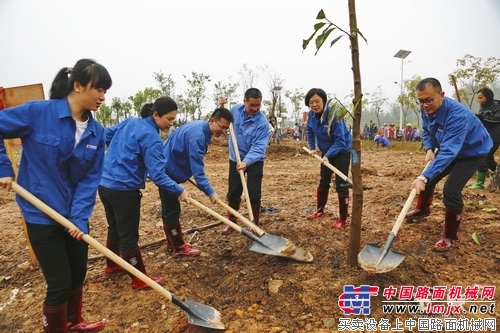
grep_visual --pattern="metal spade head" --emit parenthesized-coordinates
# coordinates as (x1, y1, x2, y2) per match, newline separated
(358, 244, 405, 274)
(181, 299, 225, 330)
(249, 233, 313, 263)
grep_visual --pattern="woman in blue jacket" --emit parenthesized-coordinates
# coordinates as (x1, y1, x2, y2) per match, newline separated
(98, 97, 188, 290)
(0, 59, 111, 332)
(305, 88, 352, 229)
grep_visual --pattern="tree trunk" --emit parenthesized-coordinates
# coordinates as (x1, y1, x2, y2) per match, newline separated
(347, 0, 364, 267)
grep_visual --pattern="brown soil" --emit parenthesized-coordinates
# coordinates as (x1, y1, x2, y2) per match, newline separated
(1, 138, 499, 332)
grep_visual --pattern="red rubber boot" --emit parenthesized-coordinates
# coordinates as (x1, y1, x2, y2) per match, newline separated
(222, 201, 240, 234)
(104, 238, 123, 275)
(308, 187, 329, 219)
(42, 303, 67, 333)
(165, 221, 200, 256)
(67, 286, 103, 332)
(433, 207, 462, 252)
(331, 193, 349, 229)
(122, 248, 163, 290)
(406, 188, 434, 220)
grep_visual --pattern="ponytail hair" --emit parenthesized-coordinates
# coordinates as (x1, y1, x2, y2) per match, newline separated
(140, 97, 177, 118)
(140, 103, 154, 118)
(49, 58, 112, 99)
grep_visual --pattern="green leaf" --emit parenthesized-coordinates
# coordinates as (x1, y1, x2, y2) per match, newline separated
(329, 35, 343, 47)
(314, 22, 327, 31)
(472, 232, 482, 245)
(316, 9, 326, 19)
(314, 27, 334, 55)
(482, 206, 497, 212)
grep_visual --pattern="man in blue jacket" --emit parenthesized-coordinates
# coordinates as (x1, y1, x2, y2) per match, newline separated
(161, 107, 233, 254)
(222, 88, 270, 233)
(405, 78, 492, 251)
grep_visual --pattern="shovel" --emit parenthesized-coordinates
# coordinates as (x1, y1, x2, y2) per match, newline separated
(10, 182, 225, 330)
(188, 179, 313, 263)
(302, 147, 353, 187)
(188, 197, 312, 261)
(357, 158, 433, 274)
(228, 123, 257, 222)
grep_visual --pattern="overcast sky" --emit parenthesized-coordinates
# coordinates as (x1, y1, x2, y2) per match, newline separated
(1, 0, 499, 114)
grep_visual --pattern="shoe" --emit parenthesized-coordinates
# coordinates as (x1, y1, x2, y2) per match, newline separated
(405, 208, 431, 219)
(221, 225, 233, 234)
(68, 320, 104, 332)
(308, 211, 326, 219)
(331, 219, 347, 229)
(104, 265, 123, 275)
(132, 275, 164, 290)
(173, 244, 200, 256)
(433, 238, 453, 251)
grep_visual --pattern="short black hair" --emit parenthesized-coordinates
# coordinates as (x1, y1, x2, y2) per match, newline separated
(304, 88, 327, 107)
(210, 108, 233, 123)
(416, 78, 442, 92)
(244, 88, 262, 100)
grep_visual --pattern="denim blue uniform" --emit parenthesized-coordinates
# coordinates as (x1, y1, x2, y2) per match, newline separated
(0, 99, 105, 233)
(163, 120, 214, 196)
(421, 96, 492, 181)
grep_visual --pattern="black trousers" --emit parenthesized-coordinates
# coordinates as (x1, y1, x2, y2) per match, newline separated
(98, 185, 142, 253)
(318, 151, 351, 195)
(426, 155, 485, 208)
(159, 187, 181, 225)
(26, 223, 88, 306)
(478, 143, 499, 172)
(227, 160, 264, 205)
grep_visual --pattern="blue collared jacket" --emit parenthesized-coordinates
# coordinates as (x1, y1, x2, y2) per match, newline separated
(163, 120, 214, 196)
(0, 99, 105, 233)
(229, 104, 269, 165)
(306, 105, 352, 157)
(100, 116, 183, 195)
(421, 96, 493, 180)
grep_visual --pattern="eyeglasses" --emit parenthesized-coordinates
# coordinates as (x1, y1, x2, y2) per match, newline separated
(214, 120, 229, 131)
(417, 95, 440, 106)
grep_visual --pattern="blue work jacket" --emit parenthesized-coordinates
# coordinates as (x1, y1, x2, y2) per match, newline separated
(229, 104, 269, 165)
(0, 99, 105, 232)
(100, 116, 183, 195)
(163, 120, 214, 196)
(306, 106, 352, 157)
(421, 97, 493, 180)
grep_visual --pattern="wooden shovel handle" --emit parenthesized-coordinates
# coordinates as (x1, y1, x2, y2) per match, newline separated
(186, 178, 264, 236)
(390, 158, 434, 236)
(229, 123, 255, 221)
(10, 182, 174, 302)
(188, 197, 245, 233)
(302, 146, 353, 186)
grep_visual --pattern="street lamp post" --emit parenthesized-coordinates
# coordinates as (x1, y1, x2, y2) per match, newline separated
(393, 49, 411, 131)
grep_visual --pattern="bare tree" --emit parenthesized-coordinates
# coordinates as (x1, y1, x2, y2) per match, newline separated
(303, 3, 367, 266)
(259, 65, 285, 117)
(238, 64, 259, 95)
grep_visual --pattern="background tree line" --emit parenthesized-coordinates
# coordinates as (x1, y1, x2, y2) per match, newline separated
(95, 54, 500, 129)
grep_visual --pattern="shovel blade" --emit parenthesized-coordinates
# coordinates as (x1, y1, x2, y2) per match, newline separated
(249, 233, 313, 263)
(184, 299, 225, 330)
(358, 244, 405, 274)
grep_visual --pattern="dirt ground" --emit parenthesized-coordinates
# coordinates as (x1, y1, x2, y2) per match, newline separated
(1, 137, 499, 333)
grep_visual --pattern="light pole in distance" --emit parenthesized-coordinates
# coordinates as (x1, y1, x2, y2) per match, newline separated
(393, 49, 411, 131)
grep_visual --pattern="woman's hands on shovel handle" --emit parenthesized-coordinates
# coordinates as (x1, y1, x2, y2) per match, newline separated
(0, 176, 13, 191)
(411, 149, 436, 195)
